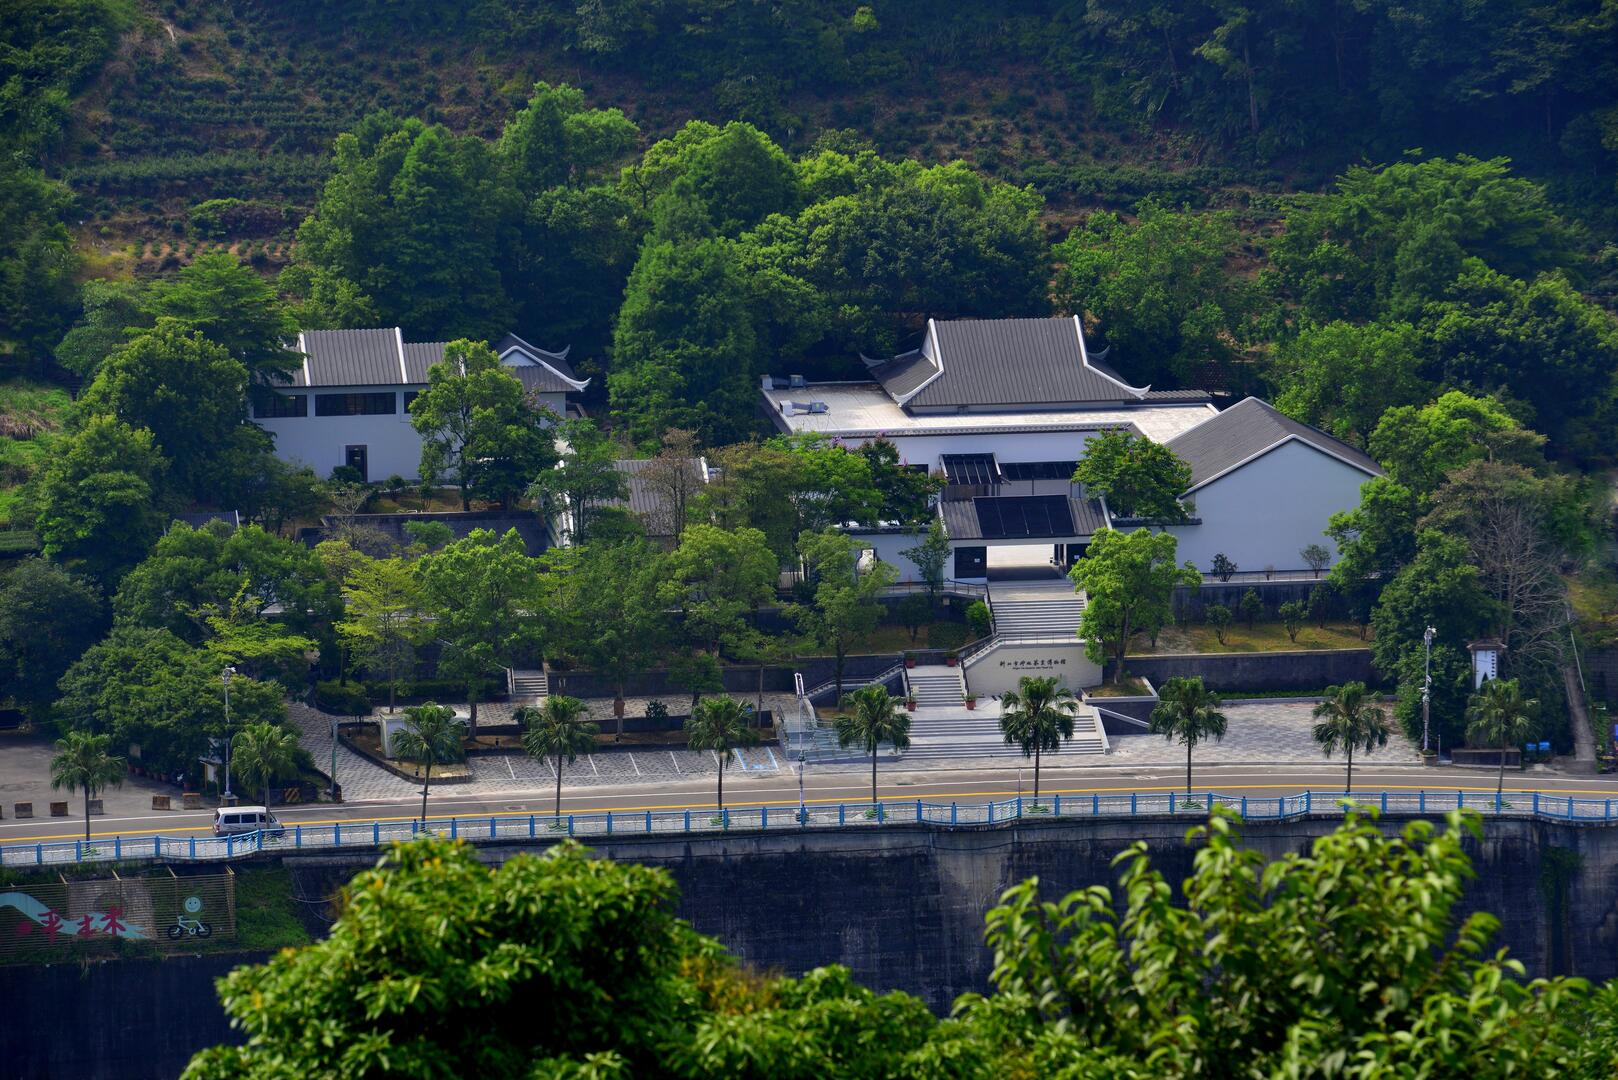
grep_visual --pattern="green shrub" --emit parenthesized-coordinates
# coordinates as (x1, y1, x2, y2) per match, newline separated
(930, 622, 968, 651)
(966, 600, 992, 638)
(315, 680, 371, 715)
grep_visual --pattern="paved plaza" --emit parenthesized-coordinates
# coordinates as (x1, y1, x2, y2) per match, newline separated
(281, 698, 1422, 804)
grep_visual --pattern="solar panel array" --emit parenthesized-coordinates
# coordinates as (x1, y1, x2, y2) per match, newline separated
(941, 453, 1000, 485)
(999, 460, 1078, 481)
(972, 495, 1075, 539)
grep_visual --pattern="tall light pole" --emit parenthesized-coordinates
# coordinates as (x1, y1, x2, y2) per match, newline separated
(221, 665, 237, 804)
(1421, 626, 1436, 753)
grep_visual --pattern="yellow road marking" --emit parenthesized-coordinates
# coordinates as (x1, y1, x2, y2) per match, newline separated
(5, 781, 1615, 847)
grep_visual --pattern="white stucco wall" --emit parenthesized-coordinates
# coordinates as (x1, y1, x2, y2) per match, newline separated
(256, 386, 424, 482)
(849, 529, 931, 583)
(963, 640, 1103, 696)
(1159, 439, 1373, 574)
(849, 430, 1103, 472)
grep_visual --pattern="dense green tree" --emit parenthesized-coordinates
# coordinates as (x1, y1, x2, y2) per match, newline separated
(1070, 529, 1200, 679)
(78, 321, 263, 499)
(1368, 391, 1545, 494)
(527, 417, 627, 543)
(32, 415, 166, 584)
(1148, 674, 1228, 795)
(51, 279, 147, 378)
(997, 675, 1080, 798)
(49, 730, 123, 844)
(0, 162, 80, 374)
(1415, 263, 1618, 461)
(144, 253, 300, 383)
(409, 339, 558, 510)
(416, 529, 543, 733)
(513, 181, 640, 357)
(793, 529, 897, 699)
(834, 684, 911, 806)
(518, 695, 597, 819)
(1370, 531, 1498, 746)
(1072, 429, 1192, 521)
(57, 625, 284, 775)
(608, 234, 760, 445)
(1053, 201, 1252, 387)
(1272, 319, 1427, 445)
(496, 81, 638, 197)
(661, 524, 777, 655)
(858, 438, 939, 525)
(113, 521, 336, 647)
(391, 703, 465, 822)
(542, 539, 669, 736)
(1311, 681, 1390, 792)
(0, 558, 104, 725)
(337, 556, 426, 713)
(285, 114, 518, 339)
(1270, 156, 1578, 324)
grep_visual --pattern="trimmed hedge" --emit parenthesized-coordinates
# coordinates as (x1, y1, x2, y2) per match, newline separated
(314, 680, 370, 715)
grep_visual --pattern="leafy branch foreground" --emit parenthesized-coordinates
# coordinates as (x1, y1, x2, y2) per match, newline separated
(184, 812, 1618, 1079)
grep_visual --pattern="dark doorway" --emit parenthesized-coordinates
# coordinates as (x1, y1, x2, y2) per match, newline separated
(953, 545, 986, 578)
(344, 445, 369, 483)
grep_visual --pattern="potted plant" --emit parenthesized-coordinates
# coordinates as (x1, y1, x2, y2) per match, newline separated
(965, 693, 977, 711)
(904, 652, 916, 670)
(945, 650, 959, 667)
(1421, 748, 1438, 767)
(905, 693, 917, 712)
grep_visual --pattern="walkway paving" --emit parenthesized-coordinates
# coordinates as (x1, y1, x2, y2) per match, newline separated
(1105, 701, 1418, 765)
(282, 700, 1420, 804)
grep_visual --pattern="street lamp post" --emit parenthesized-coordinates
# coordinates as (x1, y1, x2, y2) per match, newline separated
(1421, 626, 1436, 753)
(797, 755, 806, 824)
(221, 665, 237, 804)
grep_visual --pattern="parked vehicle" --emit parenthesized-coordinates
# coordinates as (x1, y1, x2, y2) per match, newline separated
(212, 806, 282, 836)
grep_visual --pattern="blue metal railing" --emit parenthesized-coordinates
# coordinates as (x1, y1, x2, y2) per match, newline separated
(2, 789, 1612, 868)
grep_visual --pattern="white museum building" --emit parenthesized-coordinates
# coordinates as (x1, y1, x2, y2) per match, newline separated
(252, 328, 588, 482)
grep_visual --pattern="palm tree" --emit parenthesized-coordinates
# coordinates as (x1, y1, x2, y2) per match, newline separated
(998, 676, 1079, 799)
(392, 703, 466, 823)
(684, 695, 756, 811)
(519, 696, 598, 820)
(1311, 682, 1389, 794)
(835, 685, 912, 806)
(1466, 677, 1538, 807)
(230, 722, 301, 805)
(1149, 676, 1228, 797)
(50, 731, 125, 844)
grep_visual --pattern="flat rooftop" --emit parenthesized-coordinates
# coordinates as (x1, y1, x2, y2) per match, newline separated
(763, 382, 1217, 443)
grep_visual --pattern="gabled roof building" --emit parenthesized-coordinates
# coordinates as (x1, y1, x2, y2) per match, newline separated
(254, 328, 586, 484)
(763, 316, 1381, 581)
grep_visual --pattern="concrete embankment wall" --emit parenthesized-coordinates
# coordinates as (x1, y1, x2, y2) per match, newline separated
(5, 816, 1618, 1077)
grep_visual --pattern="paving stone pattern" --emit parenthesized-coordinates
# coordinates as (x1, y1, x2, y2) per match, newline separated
(284, 700, 1418, 804)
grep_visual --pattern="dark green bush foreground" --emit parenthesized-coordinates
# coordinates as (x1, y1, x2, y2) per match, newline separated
(184, 810, 1618, 1079)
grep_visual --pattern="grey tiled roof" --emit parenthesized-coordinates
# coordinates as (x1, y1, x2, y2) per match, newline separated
(867, 349, 936, 401)
(496, 333, 582, 382)
(402, 342, 448, 383)
(899, 317, 1148, 409)
(511, 365, 577, 395)
(296, 329, 404, 387)
(603, 458, 706, 535)
(940, 495, 1108, 541)
(1165, 397, 1383, 491)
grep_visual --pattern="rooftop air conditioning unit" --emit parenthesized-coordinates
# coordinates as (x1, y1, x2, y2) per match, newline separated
(789, 374, 807, 388)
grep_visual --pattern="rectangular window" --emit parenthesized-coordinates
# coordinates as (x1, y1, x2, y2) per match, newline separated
(315, 392, 397, 417)
(402, 390, 419, 414)
(252, 393, 307, 419)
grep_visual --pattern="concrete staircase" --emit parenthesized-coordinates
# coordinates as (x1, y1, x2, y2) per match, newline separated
(989, 582, 1087, 639)
(898, 700, 1109, 762)
(906, 665, 966, 708)
(509, 669, 548, 702)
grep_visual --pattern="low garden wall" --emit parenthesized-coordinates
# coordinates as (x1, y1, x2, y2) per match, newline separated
(547, 654, 904, 700)
(1118, 649, 1379, 693)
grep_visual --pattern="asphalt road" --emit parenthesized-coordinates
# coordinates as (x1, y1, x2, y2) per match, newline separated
(5, 761, 1618, 846)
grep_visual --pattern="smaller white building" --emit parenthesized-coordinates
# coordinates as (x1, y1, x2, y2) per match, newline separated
(254, 329, 587, 482)
(1159, 398, 1384, 573)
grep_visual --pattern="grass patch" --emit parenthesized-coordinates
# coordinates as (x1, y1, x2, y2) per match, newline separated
(1088, 677, 1151, 698)
(1131, 620, 1368, 655)
(232, 866, 312, 951)
(1568, 569, 1618, 648)
(0, 380, 72, 526)
(807, 622, 983, 656)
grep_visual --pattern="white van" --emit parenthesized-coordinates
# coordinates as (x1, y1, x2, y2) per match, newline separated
(212, 806, 282, 836)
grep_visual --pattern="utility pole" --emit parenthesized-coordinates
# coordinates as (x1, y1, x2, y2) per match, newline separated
(1422, 626, 1435, 753)
(797, 755, 806, 824)
(221, 665, 237, 804)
